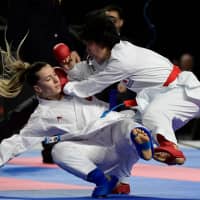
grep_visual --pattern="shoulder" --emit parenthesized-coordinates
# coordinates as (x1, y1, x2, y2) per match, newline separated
(29, 103, 49, 120)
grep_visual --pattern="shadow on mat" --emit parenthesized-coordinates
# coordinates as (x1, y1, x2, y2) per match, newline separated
(0, 196, 196, 200)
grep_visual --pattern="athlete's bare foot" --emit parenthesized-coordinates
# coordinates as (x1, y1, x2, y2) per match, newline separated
(132, 128, 153, 160)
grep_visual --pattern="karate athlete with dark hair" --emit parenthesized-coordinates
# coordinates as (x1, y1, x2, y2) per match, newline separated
(61, 13, 200, 166)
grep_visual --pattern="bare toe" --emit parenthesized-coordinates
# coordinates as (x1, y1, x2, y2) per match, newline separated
(132, 128, 153, 160)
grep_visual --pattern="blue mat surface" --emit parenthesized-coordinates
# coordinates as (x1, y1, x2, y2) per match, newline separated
(0, 147, 199, 200)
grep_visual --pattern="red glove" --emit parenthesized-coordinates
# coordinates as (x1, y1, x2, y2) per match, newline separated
(123, 99, 137, 107)
(53, 43, 71, 63)
(54, 67, 69, 89)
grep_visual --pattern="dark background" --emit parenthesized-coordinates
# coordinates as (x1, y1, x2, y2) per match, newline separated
(0, 0, 199, 67)
(0, 0, 200, 116)
(0, 0, 200, 141)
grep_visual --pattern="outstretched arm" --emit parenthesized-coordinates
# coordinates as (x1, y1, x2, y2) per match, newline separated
(63, 62, 127, 98)
(0, 112, 47, 168)
(0, 134, 43, 167)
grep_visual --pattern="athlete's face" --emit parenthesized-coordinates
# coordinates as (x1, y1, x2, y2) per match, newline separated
(86, 41, 110, 64)
(105, 10, 123, 34)
(34, 64, 62, 100)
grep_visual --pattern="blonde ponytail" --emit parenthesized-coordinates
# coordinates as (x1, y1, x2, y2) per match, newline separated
(0, 29, 30, 98)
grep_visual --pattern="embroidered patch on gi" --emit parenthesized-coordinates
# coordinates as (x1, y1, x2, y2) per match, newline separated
(56, 116, 63, 122)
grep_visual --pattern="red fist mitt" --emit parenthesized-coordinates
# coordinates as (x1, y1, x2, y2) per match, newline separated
(53, 43, 71, 63)
(54, 67, 68, 89)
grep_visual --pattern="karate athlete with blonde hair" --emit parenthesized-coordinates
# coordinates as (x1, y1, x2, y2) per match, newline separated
(0, 43, 153, 198)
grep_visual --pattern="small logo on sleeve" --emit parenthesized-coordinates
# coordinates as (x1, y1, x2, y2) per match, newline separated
(57, 116, 63, 122)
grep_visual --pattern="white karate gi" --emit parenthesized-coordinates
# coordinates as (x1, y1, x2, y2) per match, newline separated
(0, 95, 141, 181)
(63, 41, 200, 144)
(67, 60, 96, 81)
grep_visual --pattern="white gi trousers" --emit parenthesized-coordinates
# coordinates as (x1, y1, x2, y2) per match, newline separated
(136, 72, 200, 144)
(51, 119, 139, 181)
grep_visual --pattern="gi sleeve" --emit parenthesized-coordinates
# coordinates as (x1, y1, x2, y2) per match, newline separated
(0, 114, 45, 167)
(63, 60, 128, 98)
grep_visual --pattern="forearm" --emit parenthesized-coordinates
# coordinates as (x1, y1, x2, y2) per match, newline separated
(63, 66, 126, 98)
(63, 80, 98, 97)
(0, 134, 43, 167)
